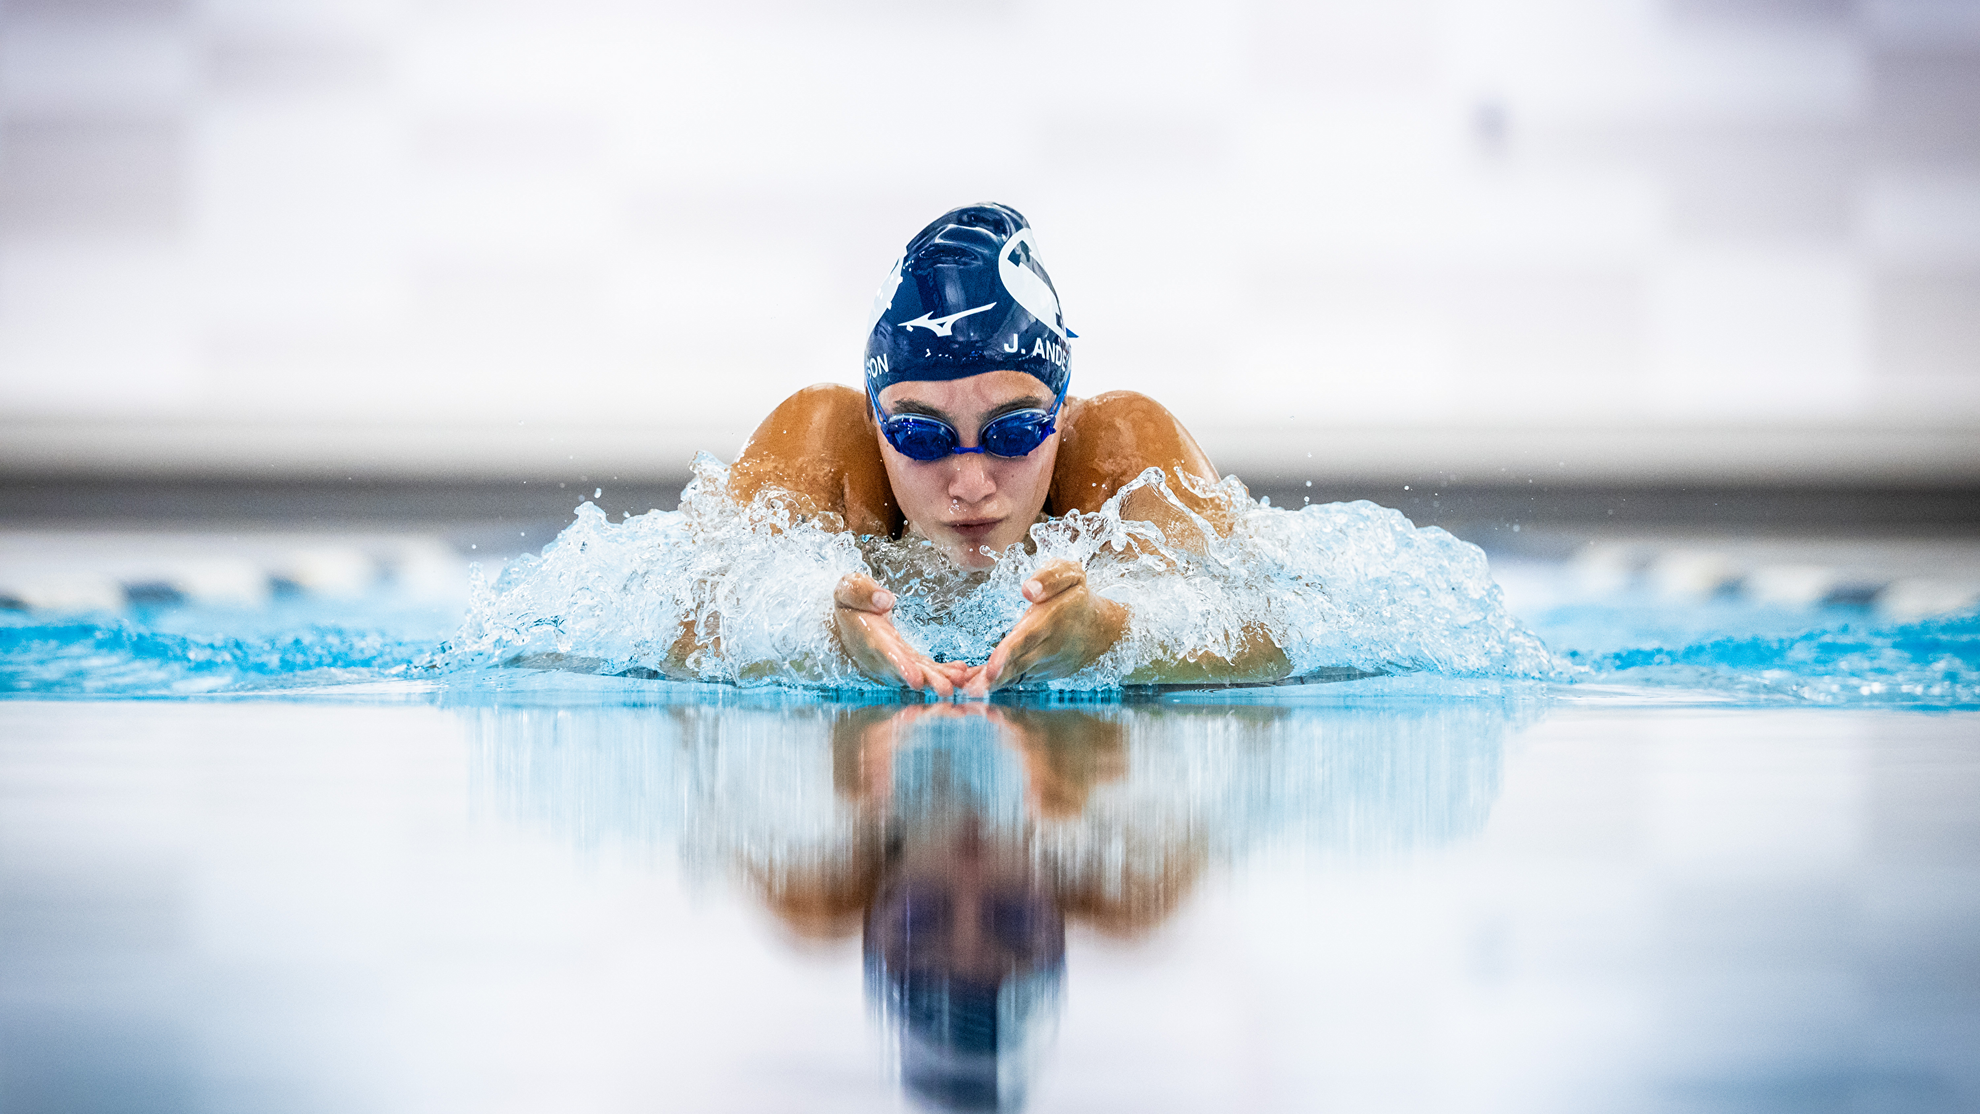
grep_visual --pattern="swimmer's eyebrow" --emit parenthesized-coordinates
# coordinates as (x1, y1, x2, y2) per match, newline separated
(885, 396, 1049, 422)
(984, 395, 1050, 420)
(886, 399, 953, 420)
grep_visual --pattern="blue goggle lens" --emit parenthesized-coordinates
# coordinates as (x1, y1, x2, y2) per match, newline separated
(887, 417, 962, 462)
(875, 399, 1062, 462)
(980, 412, 1055, 457)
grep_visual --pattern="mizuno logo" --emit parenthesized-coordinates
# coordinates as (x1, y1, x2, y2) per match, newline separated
(897, 302, 997, 337)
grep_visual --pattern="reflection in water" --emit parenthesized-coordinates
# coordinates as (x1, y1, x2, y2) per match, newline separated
(860, 710, 1067, 1110)
(464, 698, 1535, 1110)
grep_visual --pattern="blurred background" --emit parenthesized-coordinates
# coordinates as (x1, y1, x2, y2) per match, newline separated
(1, 0, 1977, 540)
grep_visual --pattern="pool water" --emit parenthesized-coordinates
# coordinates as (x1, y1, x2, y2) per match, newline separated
(3, 494, 1976, 707)
(2, 515, 1978, 1111)
(2, 694, 1974, 1113)
(12, 597, 1978, 706)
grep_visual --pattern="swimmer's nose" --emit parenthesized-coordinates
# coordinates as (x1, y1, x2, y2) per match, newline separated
(947, 452, 996, 503)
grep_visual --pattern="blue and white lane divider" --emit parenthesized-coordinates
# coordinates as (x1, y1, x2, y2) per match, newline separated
(1562, 541, 1980, 622)
(0, 532, 480, 613)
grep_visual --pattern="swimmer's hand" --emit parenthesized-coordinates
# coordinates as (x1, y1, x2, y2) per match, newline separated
(965, 560, 1128, 697)
(833, 574, 970, 698)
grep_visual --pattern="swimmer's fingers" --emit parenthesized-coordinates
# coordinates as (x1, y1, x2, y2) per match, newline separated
(834, 574, 895, 614)
(909, 652, 956, 699)
(930, 660, 974, 688)
(834, 605, 955, 697)
(969, 626, 1041, 696)
(968, 580, 1128, 696)
(892, 648, 962, 698)
(953, 661, 989, 697)
(870, 628, 947, 697)
(832, 609, 892, 674)
(954, 660, 986, 696)
(873, 625, 958, 697)
(966, 645, 1011, 697)
(1021, 560, 1085, 604)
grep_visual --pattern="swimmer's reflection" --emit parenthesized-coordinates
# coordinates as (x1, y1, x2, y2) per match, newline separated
(867, 814, 1063, 1112)
(462, 697, 1522, 1108)
(764, 704, 1185, 1113)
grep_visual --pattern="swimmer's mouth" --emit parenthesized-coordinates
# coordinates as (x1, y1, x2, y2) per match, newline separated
(948, 518, 1001, 534)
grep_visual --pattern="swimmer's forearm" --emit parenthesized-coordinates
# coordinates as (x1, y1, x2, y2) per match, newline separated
(660, 616, 714, 679)
(1122, 623, 1292, 685)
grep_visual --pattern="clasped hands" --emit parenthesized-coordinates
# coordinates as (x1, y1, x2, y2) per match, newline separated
(833, 559, 1128, 698)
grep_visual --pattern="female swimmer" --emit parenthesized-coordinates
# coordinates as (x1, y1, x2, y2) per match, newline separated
(726, 203, 1289, 696)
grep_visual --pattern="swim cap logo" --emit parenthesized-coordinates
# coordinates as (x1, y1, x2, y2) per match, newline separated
(866, 256, 904, 333)
(996, 228, 1066, 339)
(897, 302, 997, 338)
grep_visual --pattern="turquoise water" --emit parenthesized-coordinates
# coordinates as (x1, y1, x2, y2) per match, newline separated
(7, 598, 1972, 706)
(1519, 596, 1980, 707)
(2, 479, 1975, 708)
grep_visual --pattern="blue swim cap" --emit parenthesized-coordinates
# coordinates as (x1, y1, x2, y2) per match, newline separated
(865, 203, 1071, 399)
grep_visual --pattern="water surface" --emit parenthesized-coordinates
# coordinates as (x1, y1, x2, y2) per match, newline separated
(3, 693, 1974, 1112)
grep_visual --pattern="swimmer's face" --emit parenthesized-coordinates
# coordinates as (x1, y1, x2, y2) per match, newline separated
(873, 370, 1060, 569)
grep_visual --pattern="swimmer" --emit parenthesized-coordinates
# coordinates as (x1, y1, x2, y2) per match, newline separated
(728, 203, 1290, 696)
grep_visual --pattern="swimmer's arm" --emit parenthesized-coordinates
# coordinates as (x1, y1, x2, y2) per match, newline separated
(718, 386, 966, 691)
(1118, 623, 1291, 686)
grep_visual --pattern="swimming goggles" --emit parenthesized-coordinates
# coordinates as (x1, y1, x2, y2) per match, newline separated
(869, 384, 1065, 462)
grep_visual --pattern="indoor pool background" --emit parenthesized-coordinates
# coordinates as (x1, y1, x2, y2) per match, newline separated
(6, 0, 1980, 1106)
(3, 517, 1977, 1114)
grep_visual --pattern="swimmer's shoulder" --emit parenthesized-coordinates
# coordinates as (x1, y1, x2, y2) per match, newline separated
(731, 383, 899, 537)
(1052, 390, 1218, 516)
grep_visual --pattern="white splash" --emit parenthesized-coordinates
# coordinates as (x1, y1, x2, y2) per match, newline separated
(428, 455, 1556, 688)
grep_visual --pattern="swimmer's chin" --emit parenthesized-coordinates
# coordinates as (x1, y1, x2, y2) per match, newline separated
(940, 520, 1010, 568)
(951, 547, 1000, 570)
(931, 537, 1000, 569)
